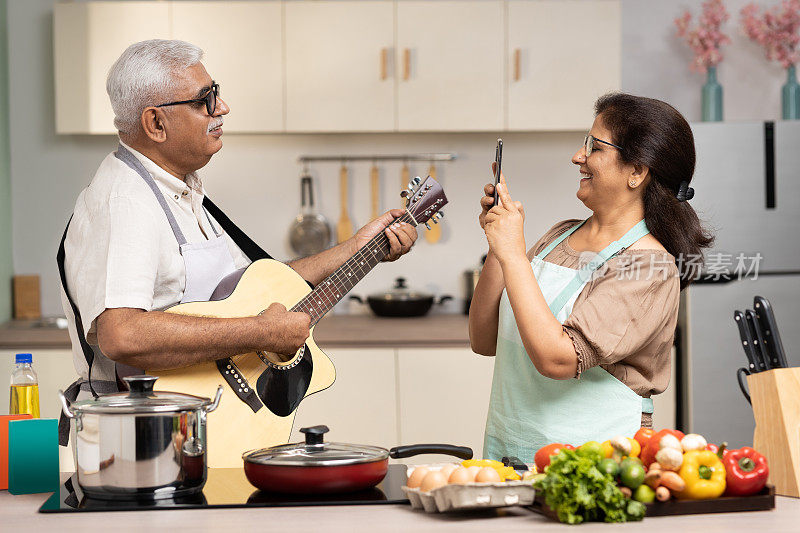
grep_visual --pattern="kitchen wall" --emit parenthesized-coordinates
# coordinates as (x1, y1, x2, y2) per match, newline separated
(0, 0, 11, 324)
(4, 0, 795, 318)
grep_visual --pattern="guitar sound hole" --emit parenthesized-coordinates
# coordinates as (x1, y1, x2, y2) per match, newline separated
(258, 345, 305, 368)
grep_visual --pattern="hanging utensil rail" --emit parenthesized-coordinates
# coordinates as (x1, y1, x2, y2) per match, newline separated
(298, 153, 456, 164)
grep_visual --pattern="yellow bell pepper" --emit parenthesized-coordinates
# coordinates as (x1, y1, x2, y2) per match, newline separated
(627, 437, 641, 458)
(678, 450, 726, 499)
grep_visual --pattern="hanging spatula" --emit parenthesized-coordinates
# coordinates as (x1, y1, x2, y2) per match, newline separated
(337, 162, 353, 243)
(400, 160, 410, 208)
(424, 162, 442, 244)
(370, 162, 380, 219)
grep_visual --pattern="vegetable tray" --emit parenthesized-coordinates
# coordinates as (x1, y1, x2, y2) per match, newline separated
(528, 485, 775, 520)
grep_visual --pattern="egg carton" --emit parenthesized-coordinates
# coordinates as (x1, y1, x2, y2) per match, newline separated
(403, 481, 536, 513)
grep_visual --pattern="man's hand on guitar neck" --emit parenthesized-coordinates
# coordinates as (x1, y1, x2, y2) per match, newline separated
(352, 208, 418, 262)
(289, 209, 418, 286)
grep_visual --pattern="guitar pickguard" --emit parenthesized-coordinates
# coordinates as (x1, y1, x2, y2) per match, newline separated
(256, 344, 314, 417)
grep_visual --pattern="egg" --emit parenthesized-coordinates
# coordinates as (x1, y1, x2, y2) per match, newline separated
(419, 471, 448, 492)
(439, 463, 458, 479)
(474, 466, 502, 483)
(447, 466, 475, 484)
(406, 466, 429, 489)
(466, 466, 481, 479)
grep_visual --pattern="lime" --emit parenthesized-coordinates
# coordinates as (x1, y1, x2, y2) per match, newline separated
(598, 458, 620, 478)
(633, 484, 656, 503)
(619, 462, 646, 489)
(620, 456, 643, 470)
(578, 440, 603, 458)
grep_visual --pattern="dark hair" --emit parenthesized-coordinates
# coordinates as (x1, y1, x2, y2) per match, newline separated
(595, 92, 714, 290)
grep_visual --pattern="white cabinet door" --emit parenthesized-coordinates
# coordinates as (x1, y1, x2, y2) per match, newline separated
(54, 2, 171, 134)
(396, 1, 504, 131)
(397, 348, 495, 463)
(507, 0, 621, 131)
(285, 1, 395, 132)
(172, 2, 284, 133)
(291, 348, 398, 448)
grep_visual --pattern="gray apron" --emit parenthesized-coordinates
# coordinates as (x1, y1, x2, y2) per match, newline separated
(58, 144, 244, 445)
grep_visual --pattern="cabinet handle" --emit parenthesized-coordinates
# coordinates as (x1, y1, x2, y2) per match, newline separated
(403, 48, 410, 81)
(513, 49, 521, 82)
(380, 48, 388, 80)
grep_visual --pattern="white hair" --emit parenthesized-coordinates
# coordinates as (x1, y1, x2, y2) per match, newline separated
(106, 39, 204, 134)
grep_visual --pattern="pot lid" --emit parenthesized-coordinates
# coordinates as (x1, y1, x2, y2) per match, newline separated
(369, 277, 431, 302)
(70, 375, 212, 414)
(242, 425, 389, 467)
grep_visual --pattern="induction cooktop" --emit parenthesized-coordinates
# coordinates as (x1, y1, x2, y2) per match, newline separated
(39, 465, 409, 513)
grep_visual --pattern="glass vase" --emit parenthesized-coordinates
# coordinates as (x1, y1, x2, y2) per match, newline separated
(782, 64, 800, 120)
(702, 66, 723, 122)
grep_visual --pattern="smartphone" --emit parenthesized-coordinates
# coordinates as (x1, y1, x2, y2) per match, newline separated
(493, 138, 503, 207)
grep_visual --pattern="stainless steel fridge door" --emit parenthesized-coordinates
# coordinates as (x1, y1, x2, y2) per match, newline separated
(686, 276, 800, 447)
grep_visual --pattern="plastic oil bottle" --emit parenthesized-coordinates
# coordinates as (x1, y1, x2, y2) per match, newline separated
(9, 353, 40, 418)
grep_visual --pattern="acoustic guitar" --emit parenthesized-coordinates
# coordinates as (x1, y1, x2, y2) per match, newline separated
(149, 175, 447, 467)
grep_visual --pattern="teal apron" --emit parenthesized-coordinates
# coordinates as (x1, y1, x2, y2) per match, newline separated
(484, 219, 654, 462)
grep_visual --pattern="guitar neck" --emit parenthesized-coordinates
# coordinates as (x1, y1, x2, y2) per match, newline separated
(292, 211, 417, 326)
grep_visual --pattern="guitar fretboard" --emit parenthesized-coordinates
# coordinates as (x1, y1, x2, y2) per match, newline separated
(292, 212, 416, 326)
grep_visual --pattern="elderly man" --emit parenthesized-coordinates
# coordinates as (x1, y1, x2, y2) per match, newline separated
(57, 40, 417, 445)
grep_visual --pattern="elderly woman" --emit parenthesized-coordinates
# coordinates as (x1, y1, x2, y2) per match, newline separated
(469, 93, 713, 462)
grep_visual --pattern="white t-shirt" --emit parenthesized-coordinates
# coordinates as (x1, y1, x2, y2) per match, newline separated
(60, 141, 252, 380)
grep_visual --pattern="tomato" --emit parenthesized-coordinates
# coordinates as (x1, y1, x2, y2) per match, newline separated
(634, 427, 655, 450)
(534, 443, 575, 472)
(620, 462, 646, 489)
(640, 429, 685, 467)
(577, 440, 603, 457)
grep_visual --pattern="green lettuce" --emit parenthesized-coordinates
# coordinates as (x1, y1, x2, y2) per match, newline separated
(533, 448, 646, 524)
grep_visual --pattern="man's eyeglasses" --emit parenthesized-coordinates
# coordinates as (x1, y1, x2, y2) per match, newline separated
(584, 134, 622, 157)
(156, 83, 219, 116)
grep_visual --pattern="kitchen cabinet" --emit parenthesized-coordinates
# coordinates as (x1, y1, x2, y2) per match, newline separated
(172, 2, 284, 133)
(507, 0, 621, 131)
(54, 2, 171, 134)
(285, 1, 395, 132)
(396, 1, 505, 131)
(291, 348, 399, 447)
(396, 347, 495, 463)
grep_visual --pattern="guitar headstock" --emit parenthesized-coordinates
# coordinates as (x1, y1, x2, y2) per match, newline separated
(402, 175, 448, 228)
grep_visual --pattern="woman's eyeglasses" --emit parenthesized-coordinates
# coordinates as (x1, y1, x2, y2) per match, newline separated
(584, 134, 622, 157)
(156, 83, 219, 116)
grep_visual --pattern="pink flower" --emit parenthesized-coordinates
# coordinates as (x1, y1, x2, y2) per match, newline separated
(675, 0, 731, 72)
(741, 0, 800, 69)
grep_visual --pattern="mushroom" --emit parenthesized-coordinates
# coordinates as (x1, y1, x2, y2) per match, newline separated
(680, 433, 708, 452)
(609, 435, 632, 460)
(655, 448, 684, 471)
(659, 434, 683, 451)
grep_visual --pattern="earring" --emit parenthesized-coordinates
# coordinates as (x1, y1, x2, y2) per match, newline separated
(629, 180, 637, 188)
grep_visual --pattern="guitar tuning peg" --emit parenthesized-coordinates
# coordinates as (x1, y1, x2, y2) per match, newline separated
(436, 211, 444, 220)
(413, 176, 422, 185)
(431, 218, 439, 224)
(400, 190, 409, 198)
(424, 222, 432, 230)
(407, 181, 415, 190)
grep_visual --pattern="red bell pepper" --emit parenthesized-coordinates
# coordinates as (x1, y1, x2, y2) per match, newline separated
(641, 429, 685, 467)
(723, 447, 769, 496)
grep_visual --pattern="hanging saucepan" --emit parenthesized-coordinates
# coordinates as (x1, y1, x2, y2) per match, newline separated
(289, 172, 332, 257)
(242, 425, 472, 494)
(350, 277, 453, 317)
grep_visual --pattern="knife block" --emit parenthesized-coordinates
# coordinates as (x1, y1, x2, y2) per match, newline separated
(747, 367, 800, 498)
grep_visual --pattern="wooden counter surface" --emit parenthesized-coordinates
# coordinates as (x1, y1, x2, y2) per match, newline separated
(0, 313, 471, 350)
(2, 484, 799, 532)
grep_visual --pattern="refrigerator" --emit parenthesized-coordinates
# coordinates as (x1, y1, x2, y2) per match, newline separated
(679, 121, 800, 447)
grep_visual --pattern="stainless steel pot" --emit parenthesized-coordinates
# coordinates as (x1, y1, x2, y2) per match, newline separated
(58, 375, 222, 500)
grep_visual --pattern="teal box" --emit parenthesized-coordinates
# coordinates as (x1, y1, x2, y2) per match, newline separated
(8, 418, 59, 495)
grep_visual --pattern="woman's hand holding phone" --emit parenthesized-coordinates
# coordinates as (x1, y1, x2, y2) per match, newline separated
(483, 171, 527, 264)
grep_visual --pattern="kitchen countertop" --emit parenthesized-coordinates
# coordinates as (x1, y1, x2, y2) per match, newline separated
(0, 313, 470, 350)
(3, 483, 799, 532)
